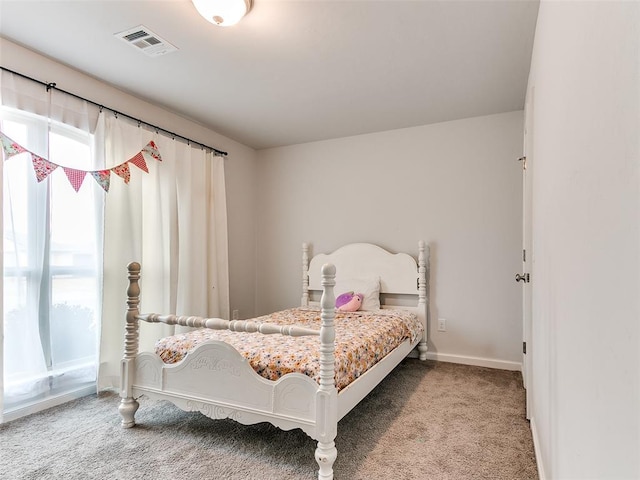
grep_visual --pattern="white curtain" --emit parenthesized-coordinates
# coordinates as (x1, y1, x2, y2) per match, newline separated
(1, 72, 104, 414)
(2, 115, 51, 406)
(97, 113, 229, 390)
(1, 70, 229, 400)
(0, 70, 100, 132)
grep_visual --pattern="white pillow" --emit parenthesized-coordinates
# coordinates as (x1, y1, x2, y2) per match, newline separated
(333, 276, 381, 311)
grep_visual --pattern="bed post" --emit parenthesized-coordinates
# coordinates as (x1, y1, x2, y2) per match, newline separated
(301, 242, 310, 307)
(315, 263, 338, 480)
(119, 261, 141, 428)
(417, 241, 429, 361)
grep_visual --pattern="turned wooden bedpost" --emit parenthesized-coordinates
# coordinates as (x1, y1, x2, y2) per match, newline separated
(417, 241, 429, 361)
(301, 242, 310, 307)
(119, 261, 141, 428)
(315, 263, 338, 480)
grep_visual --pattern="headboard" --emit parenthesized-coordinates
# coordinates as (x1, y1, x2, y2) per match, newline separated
(302, 241, 428, 305)
(301, 241, 429, 360)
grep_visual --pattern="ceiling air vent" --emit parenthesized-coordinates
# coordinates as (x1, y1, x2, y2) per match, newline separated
(114, 25, 178, 57)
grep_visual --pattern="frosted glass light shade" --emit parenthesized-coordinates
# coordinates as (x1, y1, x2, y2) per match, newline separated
(192, 0, 252, 27)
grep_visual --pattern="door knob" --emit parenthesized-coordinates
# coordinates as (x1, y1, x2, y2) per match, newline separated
(515, 273, 530, 283)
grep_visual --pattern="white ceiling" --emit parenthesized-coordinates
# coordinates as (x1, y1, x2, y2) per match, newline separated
(0, 0, 539, 150)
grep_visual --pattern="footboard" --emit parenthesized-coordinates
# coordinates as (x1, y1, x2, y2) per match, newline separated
(130, 341, 322, 435)
(119, 262, 338, 479)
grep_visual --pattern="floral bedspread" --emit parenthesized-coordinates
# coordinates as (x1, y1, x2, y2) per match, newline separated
(154, 307, 423, 391)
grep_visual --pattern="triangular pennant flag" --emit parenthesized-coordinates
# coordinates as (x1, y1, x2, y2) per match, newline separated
(112, 162, 131, 184)
(128, 152, 148, 173)
(63, 167, 87, 192)
(31, 154, 58, 182)
(1, 131, 29, 159)
(90, 169, 111, 193)
(142, 140, 162, 162)
(4, 134, 162, 193)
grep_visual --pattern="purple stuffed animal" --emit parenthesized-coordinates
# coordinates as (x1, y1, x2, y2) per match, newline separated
(335, 291, 364, 312)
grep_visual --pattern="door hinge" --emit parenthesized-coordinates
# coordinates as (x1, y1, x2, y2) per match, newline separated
(523, 341, 527, 354)
(518, 156, 527, 170)
(523, 249, 526, 262)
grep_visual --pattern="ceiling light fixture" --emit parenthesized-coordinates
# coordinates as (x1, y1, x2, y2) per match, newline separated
(191, 0, 253, 27)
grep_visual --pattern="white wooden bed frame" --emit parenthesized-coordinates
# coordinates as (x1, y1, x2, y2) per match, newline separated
(119, 241, 429, 480)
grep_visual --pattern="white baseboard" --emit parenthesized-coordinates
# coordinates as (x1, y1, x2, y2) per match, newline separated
(1, 385, 96, 424)
(530, 416, 546, 480)
(425, 351, 522, 371)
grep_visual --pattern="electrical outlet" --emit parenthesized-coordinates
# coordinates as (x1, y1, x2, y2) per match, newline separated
(437, 318, 446, 332)
(232, 309, 239, 320)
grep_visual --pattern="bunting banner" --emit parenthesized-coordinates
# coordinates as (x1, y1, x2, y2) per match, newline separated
(0, 130, 162, 193)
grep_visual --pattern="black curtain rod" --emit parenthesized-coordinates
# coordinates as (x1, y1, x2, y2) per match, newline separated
(0, 66, 228, 157)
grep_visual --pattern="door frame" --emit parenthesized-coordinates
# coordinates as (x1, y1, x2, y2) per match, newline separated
(521, 87, 534, 420)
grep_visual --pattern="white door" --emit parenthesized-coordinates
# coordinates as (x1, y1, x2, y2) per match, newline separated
(519, 88, 534, 420)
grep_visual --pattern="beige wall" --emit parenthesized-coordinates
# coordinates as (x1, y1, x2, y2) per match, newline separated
(527, 2, 640, 478)
(0, 38, 259, 322)
(255, 111, 525, 367)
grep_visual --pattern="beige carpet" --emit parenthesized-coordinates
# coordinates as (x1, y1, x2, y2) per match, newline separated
(0, 360, 538, 480)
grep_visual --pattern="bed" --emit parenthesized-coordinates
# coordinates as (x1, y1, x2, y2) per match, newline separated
(119, 241, 429, 480)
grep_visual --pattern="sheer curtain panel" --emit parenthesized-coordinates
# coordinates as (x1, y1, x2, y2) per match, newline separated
(97, 114, 229, 390)
(1, 70, 229, 418)
(1, 89, 104, 421)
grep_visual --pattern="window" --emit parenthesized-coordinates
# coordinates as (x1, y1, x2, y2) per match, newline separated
(2, 107, 103, 418)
